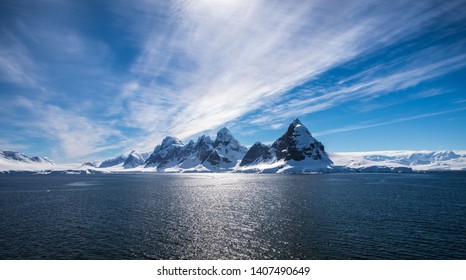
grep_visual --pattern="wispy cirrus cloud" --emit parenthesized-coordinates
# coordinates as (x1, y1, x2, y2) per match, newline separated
(250, 44, 466, 125)
(118, 0, 466, 151)
(0, 32, 42, 87)
(0, 3, 128, 161)
(1, 0, 466, 160)
(3, 96, 127, 160)
(314, 107, 466, 137)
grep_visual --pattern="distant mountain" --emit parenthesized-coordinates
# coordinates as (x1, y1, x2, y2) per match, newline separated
(0, 150, 55, 172)
(82, 162, 98, 167)
(145, 127, 248, 171)
(98, 154, 127, 168)
(237, 118, 333, 173)
(95, 150, 150, 169)
(4, 120, 465, 174)
(0, 150, 54, 165)
(123, 150, 146, 169)
(331, 150, 466, 172)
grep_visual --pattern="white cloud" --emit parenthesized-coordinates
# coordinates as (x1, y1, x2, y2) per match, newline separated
(249, 43, 466, 125)
(2, 0, 466, 160)
(0, 140, 28, 152)
(0, 33, 41, 87)
(118, 0, 466, 152)
(8, 96, 127, 161)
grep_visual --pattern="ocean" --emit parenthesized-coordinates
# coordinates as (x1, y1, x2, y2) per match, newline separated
(0, 173, 465, 259)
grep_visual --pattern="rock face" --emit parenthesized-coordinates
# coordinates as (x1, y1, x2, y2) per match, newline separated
(239, 118, 333, 173)
(271, 118, 329, 162)
(99, 155, 127, 168)
(123, 150, 146, 169)
(145, 136, 186, 168)
(240, 142, 271, 166)
(214, 127, 248, 166)
(144, 127, 248, 171)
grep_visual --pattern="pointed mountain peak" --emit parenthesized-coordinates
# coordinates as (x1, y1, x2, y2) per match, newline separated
(217, 127, 231, 135)
(197, 134, 213, 144)
(215, 127, 234, 144)
(128, 150, 141, 156)
(123, 150, 145, 169)
(161, 136, 183, 147)
(287, 118, 312, 137)
(291, 118, 303, 127)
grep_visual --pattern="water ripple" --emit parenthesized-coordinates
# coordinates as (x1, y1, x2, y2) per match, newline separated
(0, 173, 465, 259)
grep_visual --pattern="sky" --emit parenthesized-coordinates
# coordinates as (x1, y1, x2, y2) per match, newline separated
(1, 0, 466, 163)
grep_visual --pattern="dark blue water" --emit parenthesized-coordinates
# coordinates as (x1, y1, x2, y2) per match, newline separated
(0, 173, 465, 259)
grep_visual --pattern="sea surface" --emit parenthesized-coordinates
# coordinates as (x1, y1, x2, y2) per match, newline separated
(0, 173, 465, 259)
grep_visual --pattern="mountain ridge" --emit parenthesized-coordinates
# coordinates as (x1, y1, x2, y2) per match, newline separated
(2, 120, 466, 173)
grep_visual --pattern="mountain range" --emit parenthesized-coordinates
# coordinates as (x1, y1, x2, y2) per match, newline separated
(1, 119, 466, 173)
(84, 118, 333, 173)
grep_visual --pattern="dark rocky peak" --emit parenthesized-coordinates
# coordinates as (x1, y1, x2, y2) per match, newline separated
(196, 134, 213, 146)
(290, 117, 303, 127)
(214, 127, 234, 145)
(160, 136, 183, 149)
(193, 135, 214, 162)
(146, 136, 186, 168)
(271, 118, 321, 161)
(240, 142, 271, 166)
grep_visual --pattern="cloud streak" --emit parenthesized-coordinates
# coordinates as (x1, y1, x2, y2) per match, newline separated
(5, 96, 127, 160)
(0, 32, 41, 87)
(119, 0, 466, 151)
(314, 107, 466, 137)
(252, 44, 466, 125)
(1, 0, 466, 160)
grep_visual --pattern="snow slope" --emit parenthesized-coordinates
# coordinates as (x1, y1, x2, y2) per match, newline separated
(237, 118, 333, 173)
(330, 150, 466, 171)
(2, 150, 465, 173)
(0, 150, 56, 172)
(0, 150, 113, 174)
(144, 127, 248, 172)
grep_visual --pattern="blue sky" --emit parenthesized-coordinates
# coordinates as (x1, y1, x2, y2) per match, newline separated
(1, 0, 466, 163)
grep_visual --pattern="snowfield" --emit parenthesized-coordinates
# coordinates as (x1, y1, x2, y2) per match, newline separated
(330, 150, 466, 172)
(2, 150, 466, 174)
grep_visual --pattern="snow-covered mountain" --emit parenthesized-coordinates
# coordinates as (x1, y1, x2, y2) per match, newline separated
(3, 120, 466, 174)
(236, 118, 333, 173)
(330, 150, 466, 172)
(98, 154, 127, 168)
(82, 162, 99, 167)
(145, 136, 186, 169)
(145, 127, 248, 172)
(123, 150, 147, 169)
(0, 150, 55, 171)
(0, 150, 54, 164)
